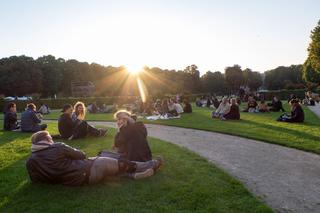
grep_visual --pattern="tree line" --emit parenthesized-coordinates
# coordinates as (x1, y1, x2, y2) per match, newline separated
(0, 20, 319, 98)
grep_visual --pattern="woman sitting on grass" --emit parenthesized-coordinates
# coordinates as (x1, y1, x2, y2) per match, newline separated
(183, 99, 192, 113)
(58, 104, 107, 140)
(3, 102, 20, 131)
(113, 110, 152, 162)
(268, 96, 285, 112)
(222, 98, 240, 120)
(243, 96, 258, 113)
(212, 97, 230, 119)
(258, 100, 269, 113)
(277, 99, 304, 123)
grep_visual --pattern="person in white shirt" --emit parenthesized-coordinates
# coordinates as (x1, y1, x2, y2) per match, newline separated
(211, 97, 230, 118)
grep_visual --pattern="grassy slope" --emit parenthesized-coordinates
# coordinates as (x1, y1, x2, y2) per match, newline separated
(0, 122, 271, 212)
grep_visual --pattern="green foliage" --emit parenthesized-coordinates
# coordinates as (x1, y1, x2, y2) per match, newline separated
(0, 124, 271, 212)
(225, 65, 244, 93)
(264, 65, 304, 90)
(201, 71, 226, 94)
(303, 20, 320, 84)
(243, 69, 263, 91)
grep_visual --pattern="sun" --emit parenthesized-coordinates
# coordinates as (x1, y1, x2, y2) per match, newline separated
(125, 64, 143, 74)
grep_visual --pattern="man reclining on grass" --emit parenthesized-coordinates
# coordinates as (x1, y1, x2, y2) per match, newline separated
(26, 131, 162, 186)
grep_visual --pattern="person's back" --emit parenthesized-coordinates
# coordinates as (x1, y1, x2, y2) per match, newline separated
(290, 104, 304, 123)
(26, 142, 91, 186)
(174, 103, 184, 114)
(4, 111, 18, 131)
(21, 109, 41, 132)
(183, 102, 192, 113)
(116, 122, 152, 162)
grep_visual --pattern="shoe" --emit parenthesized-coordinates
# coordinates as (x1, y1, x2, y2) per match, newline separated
(132, 168, 154, 180)
(153, 156, 164, 171)
(99, 129, 108, 137)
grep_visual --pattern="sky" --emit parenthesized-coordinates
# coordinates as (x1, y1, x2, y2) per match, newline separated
(0, 0, 319, 75)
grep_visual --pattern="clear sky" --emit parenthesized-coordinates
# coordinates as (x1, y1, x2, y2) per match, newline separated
(0, 0, 319, 74)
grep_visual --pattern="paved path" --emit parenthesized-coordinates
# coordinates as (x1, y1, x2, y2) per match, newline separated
(308, 104, 320, 118)
(86, 121, 320, 213)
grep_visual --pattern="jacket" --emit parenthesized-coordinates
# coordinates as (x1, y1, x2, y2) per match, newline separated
(114, 122, 152, 162)
(26, 142, 92, 186)
(289, 105, 304, 123)
(3, 111, 18, 131)
(21, 109, 41, 132)
(58, 113, 76, 138)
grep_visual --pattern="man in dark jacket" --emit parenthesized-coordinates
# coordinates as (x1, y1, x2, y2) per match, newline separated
(21, 103, 47, 132)
(26, 131, 162, 186)
(3, 102, 20, 131)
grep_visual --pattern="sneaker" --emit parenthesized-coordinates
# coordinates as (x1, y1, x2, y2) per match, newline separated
(99, 129, 108, 137)
(153, 156, 164, 171)
(132, 168, 154, 180)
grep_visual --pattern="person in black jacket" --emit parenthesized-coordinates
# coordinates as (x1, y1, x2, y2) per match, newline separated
(58, 104, 107, 140)
(277, 99, 304, 123)
(26, 131, 162, 185)
(113, 110, 152, 162)
(269, 96, 285, 112)
(183, 99, 192, 113)
(21, 103, 47, 132)
(222, 98, 240, 120)
(3, 102, 20, 131)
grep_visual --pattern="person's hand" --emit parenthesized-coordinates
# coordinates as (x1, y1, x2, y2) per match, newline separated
(68, 135, 74, 140)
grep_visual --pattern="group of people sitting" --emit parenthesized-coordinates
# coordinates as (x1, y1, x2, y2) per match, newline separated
(242, 96, 285, 113)
(3, 102, 47, 132)
(210, 95, 305, 123)
(3, 101, 163, 186)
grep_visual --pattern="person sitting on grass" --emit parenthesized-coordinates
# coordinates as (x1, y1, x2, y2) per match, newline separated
(3, 102, 20, 131)
(277, 99, 304, 123)
(113, 110, 152, 162)
(26, 131, 163, 186)
(242, 96, 258, 113)
(21, 103, 47, 133)
(167, 100, 179, 116)
(183, 99, 192, 113)
(268, 96, 285, 112)
(258, 100, 269, 113)
(212, 97, 230, 119)
(58, 104, 107, 140)
(154, 99, 163, 115)
(37, 103, 50, 115)
(221, 98, 240, 120)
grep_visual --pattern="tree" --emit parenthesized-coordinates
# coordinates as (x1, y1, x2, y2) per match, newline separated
(225, 65, 244, 93)
(200, 71, 226, 94)
(183, 64, 201, 93)
(242, 68, 263, 91)
(36, 55, 64, 97)
(303, 20, 320, 84)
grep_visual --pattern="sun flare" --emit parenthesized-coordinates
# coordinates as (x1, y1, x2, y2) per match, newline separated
(125, 64, 143, 74)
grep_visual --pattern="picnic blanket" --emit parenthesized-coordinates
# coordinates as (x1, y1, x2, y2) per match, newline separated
(146, 114, 181, 120)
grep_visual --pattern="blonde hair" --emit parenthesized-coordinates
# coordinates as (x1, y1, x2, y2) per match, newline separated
(31, 131, 50, 144)
(73, 101, 86, 120)
(113, 109, 135, 123)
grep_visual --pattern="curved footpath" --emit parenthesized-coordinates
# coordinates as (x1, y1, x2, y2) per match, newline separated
(86, 121, 320, 213)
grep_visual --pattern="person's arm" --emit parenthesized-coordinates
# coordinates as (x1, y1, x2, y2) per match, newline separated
(31, 112, 41, 123)
(60, 143, 86, 160)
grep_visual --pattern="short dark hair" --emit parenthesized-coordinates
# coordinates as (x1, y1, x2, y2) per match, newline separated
(27, 103, 36, 110)
(6, 102, 16, 111)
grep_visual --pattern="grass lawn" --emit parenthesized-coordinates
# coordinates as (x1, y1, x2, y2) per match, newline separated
(1, 102, 319, 154)
(0, 122, 271, 212)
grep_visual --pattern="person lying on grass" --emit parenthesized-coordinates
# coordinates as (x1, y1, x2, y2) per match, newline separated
(112, 110, 152, 162)
(3, 102, 20, 131)
(277, 99, 304, 123)
(26, 131, 163, 186)
(212, 97, 230, 119)
(57, 104, 107, 140)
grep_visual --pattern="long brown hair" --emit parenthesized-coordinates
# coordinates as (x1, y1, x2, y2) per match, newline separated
(73, 101, 86, 120)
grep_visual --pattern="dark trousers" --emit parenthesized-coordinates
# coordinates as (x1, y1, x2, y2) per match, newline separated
(73, 121, 100, 139)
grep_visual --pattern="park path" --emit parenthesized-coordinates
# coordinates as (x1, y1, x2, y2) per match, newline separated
(87, 121, 320, 213)
(308, 104, 320, 118)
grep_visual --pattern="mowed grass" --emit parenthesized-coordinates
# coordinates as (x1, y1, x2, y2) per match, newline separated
(1, 102, 319, 154)
(0, 122, 271, 212)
